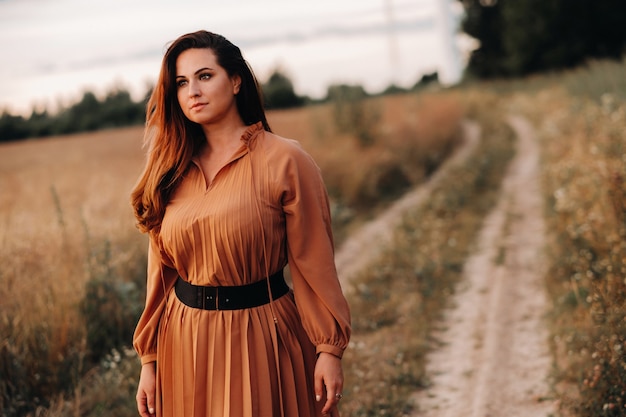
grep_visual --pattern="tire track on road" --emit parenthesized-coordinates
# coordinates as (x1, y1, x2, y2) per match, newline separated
(410, 115, 556, 417)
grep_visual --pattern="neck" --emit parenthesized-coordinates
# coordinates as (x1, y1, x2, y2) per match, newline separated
(201, 114, 247, 152)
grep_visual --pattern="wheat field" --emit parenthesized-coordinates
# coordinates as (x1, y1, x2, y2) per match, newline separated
(0, 92, 465, 415)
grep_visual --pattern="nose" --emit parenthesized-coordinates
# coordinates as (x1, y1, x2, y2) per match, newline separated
(188, 79, 201, 97)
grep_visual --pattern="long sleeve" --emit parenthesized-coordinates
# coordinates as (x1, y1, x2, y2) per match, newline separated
(279, 142, 351, 358)
(133, 233, 178, 365)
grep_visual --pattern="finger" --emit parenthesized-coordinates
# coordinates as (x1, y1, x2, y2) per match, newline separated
(322, 397, 339, 415)
(137, 388, 156, 417)
(137, 394, 149, 417)
(322, 388, 339, 415)
(335, 381, 344, 399)
(146, 391, 156, 416)
(314, 371, 323, 403)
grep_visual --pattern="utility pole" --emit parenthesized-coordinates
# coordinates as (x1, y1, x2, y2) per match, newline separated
(384, 0, 400, 86)
(435, 0, 462, 84)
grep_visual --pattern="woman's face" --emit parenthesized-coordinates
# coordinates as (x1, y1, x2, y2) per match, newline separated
(175, 48, 241, 126)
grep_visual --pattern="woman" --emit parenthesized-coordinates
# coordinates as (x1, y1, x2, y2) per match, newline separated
(131, 30, 351, 417)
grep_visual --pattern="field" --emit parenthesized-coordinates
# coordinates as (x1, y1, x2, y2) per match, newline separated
(0, 126, 147, 414)
(0, 92, 464, 416)
(2, 57, 626, 416)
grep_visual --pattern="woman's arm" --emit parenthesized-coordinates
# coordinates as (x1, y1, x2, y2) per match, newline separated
(278, 140, 351, 356)
(133, 234, 177, 363)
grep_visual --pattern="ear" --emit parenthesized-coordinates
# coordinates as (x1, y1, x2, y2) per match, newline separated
(232, 74, 242, 95)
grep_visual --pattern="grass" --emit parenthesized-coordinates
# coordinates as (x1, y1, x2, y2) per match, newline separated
(9, 55, 625, 415)
(479, 56, 626, 416)
(0, 126, 147, 416)
(511, 81, 626, 416)
(271, 93, 465, 244)
(339, 90, 516, 416)
(0, 92, 465, 416)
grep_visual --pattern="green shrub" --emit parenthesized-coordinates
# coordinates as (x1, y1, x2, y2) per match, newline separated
(81, 276, 143, 363)
(81, 239, 146, 363)
(327, 84, 381, 147)
(41, 348, 141, 417)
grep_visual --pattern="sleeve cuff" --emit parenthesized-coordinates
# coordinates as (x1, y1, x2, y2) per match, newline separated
(316, 344, 344, 359)
(140, 353, 157, 365)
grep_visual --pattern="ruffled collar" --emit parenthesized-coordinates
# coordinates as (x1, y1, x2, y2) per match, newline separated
(240, 121, 265, 147)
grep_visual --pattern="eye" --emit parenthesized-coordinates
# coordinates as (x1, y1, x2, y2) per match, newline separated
(176, 79, 188, 88)
(199, 73, 212, 81)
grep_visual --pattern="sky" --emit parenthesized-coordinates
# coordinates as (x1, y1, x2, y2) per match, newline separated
(0, 0, 471, 115)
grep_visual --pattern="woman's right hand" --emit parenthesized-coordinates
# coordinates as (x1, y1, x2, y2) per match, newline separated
(136, 362, 157, 417)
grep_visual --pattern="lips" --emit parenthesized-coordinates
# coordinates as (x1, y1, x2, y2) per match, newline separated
(191, 102, 207, 111)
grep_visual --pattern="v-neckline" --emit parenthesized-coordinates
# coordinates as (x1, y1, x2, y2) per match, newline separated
(191, 122, 264, 192)
(193, 144, 248, 192)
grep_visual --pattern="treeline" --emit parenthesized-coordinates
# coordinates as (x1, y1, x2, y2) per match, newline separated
(4, 0, 626, 142)
(0, 69, 439, 143)
(460, 0, 626, 77)
(0, 89, 147, 142)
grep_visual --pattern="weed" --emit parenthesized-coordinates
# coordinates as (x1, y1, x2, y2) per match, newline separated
(516, 83, 626, 416)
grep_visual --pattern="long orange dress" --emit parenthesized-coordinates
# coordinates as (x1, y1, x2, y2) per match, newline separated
(133, 123, 351, 417)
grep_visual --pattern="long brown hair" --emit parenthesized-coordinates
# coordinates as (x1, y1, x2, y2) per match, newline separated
(131, 30, 271, 235)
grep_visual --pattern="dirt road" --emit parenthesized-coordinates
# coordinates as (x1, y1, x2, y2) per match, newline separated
(409, 115, 556, 417)
(335, 115, 556, 416)
(335, 120, 480, 292)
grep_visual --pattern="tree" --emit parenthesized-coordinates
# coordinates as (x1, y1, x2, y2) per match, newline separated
(0, 111, 29, 142)
(100, 89, 144, 127)
(412, 72, 440, 91)
(457, 0, 504, 77)
(459, 0, 626, 77)
(262, 69, 304, 109)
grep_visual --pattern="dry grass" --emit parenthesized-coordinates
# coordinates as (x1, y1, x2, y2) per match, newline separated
(0, 126, 146, 315)
(19, 70, 626, 416)
(512, 84, 626, 416)
(272, 93, 464, 203)
(19, 69, 624, 416)
(338, 90, 515, 416)
(0, 92, 465, 416)
(269, 93, 465, 244)
(0, 126, 147, 414)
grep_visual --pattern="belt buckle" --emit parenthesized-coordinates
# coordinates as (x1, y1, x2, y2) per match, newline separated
(200, 287, 218, 310)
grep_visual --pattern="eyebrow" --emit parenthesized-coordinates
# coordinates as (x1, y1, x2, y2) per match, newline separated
(175, 67, 214, 79)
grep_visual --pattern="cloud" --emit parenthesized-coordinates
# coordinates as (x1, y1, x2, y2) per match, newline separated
(0, 0, 446, 113)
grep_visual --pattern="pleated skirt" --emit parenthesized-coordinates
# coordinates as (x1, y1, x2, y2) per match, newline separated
(155, 290, 323, 417)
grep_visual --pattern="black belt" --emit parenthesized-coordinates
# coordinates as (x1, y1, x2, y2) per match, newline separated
(174, 271, 289, 310)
